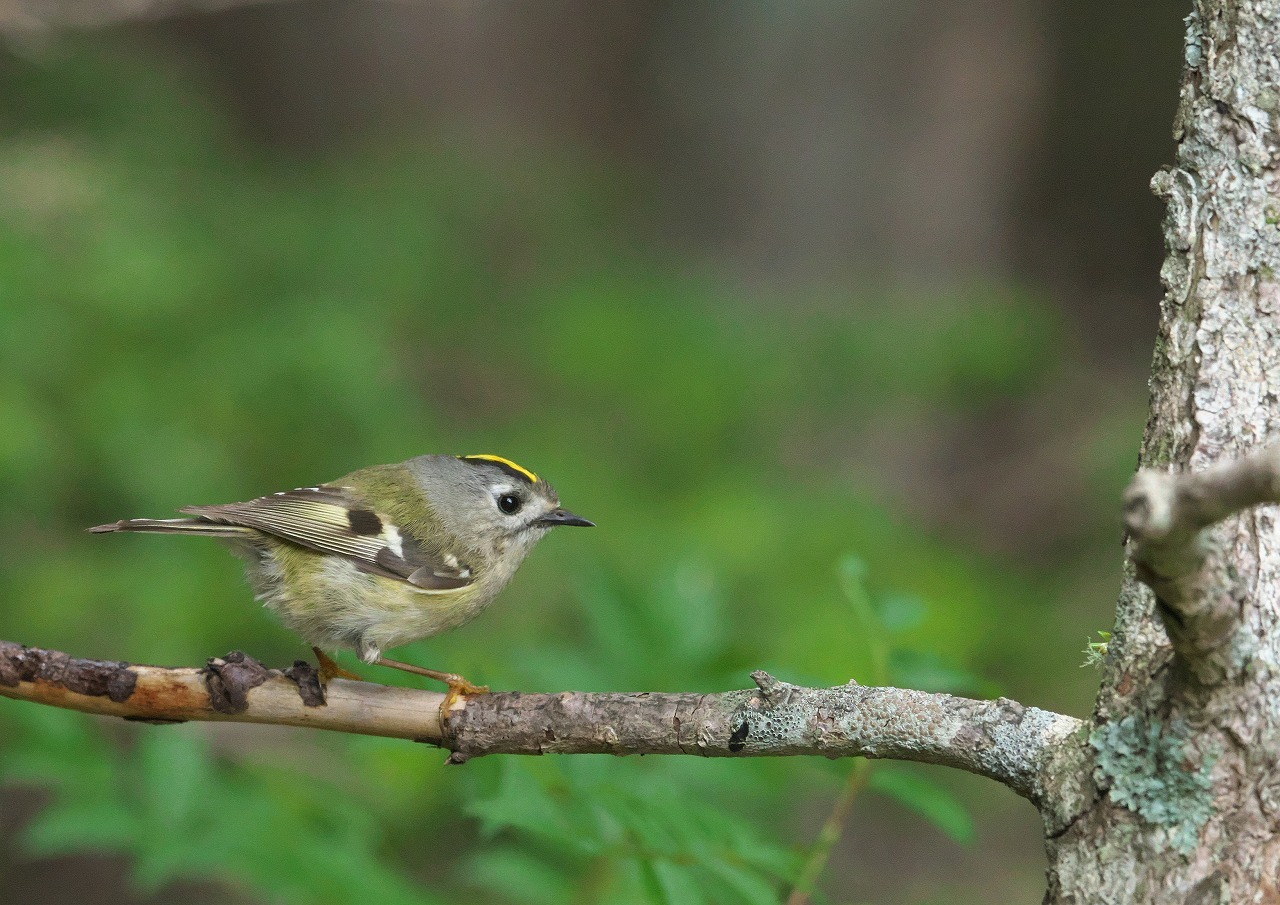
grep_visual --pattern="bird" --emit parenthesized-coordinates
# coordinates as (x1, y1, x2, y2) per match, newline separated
(90, 453, 594, 704)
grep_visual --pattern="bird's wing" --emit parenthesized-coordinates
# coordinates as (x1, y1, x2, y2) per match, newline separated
(182, 486, 474, 592)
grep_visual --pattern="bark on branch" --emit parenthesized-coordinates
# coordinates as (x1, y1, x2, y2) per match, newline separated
(0, 641, 1081, 807)
(1123, 442, 1280, 679)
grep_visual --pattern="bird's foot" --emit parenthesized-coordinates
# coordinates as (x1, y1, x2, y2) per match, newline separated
(439, 674, 490, 714)
(312, 647, 364, 684)
(373, 656, 489, 714)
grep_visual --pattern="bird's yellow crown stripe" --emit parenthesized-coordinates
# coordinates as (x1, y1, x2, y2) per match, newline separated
(460, 454, 539, 483)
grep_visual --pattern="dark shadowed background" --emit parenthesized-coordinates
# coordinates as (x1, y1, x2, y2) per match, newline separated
(0, 2, 1183, 902)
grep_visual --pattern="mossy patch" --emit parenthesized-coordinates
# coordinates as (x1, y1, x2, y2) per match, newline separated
(1090, 715, 1218, 854)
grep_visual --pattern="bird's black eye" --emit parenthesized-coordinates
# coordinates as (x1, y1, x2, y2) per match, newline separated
(497, 493, 523, 514)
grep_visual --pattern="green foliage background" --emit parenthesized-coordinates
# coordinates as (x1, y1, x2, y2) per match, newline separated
(0, 43, 1136, 904)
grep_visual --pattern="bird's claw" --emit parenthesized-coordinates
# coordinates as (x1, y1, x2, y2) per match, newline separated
(440, 675, 490, 714)
(312, 647, 364, 684)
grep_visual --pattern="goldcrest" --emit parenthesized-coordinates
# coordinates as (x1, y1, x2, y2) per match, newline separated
(91, 454, 593, 694)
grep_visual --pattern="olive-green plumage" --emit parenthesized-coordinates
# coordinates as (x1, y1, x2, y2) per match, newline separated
(90, 454, 593, 665)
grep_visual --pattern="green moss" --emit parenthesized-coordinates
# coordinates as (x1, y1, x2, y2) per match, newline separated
(1090, 715, 1218, 854)
(1145, 432, 1177, 469)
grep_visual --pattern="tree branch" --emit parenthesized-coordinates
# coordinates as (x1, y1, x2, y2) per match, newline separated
(1123, 442, 1280, 678)
(0, 641, 1080, 807)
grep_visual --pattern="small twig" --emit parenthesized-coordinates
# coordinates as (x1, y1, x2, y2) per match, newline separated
(785, 760, 873, 905)
(1124, 443, 1280, 573)
(1123, 442, 1280, 678)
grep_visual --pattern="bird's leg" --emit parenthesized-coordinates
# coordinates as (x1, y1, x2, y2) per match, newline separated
(373, 656, 489, 712)
(312, 647, 364, 684)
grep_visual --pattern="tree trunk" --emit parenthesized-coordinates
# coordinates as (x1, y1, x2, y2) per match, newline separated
(1043, 0, 1280, 900)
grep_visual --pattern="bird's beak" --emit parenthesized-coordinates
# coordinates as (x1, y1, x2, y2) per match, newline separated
(536, 508, 596, 528)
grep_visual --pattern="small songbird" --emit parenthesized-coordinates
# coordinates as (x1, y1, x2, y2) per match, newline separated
(90, 454, 594, 701)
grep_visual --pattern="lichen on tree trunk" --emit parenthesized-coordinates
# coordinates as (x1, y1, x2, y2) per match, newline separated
(1043, 0, 1280, 900)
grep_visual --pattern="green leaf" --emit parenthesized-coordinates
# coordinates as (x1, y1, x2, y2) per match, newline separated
(136, 728, 213, 832)
(837, 555, 869, 597)
(887, 649, 994, 696)
(717, 823, 801, 881)
(867, 767, 975, 845)
(613, 796, 686, 855)
(650, 558, 726, 664)
(465, 761, 602, 856)
(464, 847, 579, 905)
(701, 857, 783, 905)
(22, 796, 138, 855)
(874, 593, 928, 633)
(641, 858, 706, 905)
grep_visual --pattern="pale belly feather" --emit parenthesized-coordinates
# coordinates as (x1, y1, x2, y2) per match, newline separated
(231, 540, 503, 662)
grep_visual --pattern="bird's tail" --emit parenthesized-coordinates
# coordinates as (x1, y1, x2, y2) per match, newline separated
(88, 518, 251, 538)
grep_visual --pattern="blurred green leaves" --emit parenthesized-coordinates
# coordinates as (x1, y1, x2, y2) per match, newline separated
(2, 704, 438, 904)
(838, 555, 996, 696)
(866, 767, 975, 847)
(466, 758, 800, 905)
(0, 41, 1062, 905)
